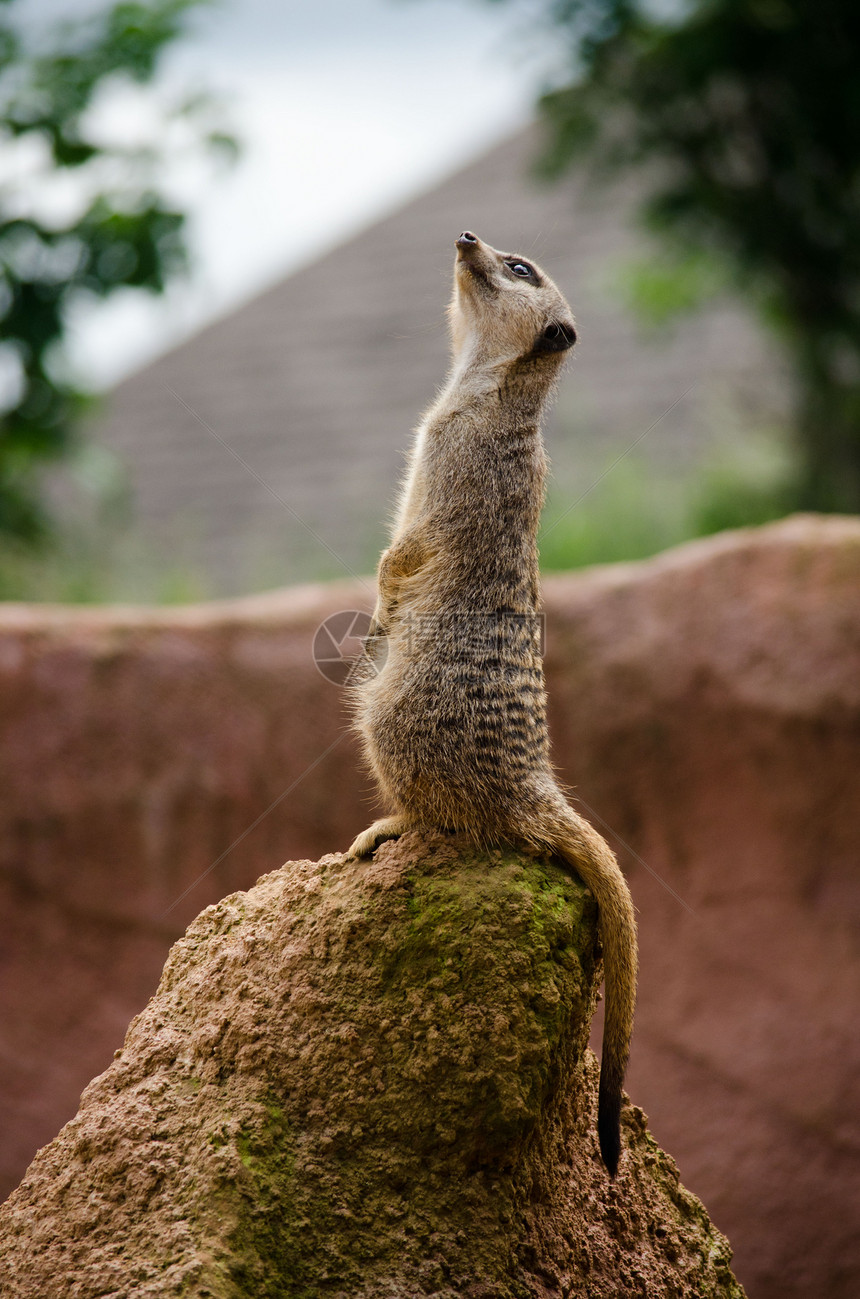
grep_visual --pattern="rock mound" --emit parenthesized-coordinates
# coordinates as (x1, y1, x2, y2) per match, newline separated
(0, 837, 744, 1298)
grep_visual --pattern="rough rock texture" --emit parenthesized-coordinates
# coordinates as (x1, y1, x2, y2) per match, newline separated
(0, 838, 745, 1298)
(1, 515, 859, 1299)
(0, 578, 375, 1201)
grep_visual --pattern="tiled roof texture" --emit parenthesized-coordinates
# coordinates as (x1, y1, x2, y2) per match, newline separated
(91, 124, 785, 593)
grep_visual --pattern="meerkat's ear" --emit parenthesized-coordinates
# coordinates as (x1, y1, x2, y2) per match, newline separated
(534, 320, 577, 353)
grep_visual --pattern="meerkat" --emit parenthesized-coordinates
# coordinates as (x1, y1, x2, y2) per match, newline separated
(347, 231, 637, 1177)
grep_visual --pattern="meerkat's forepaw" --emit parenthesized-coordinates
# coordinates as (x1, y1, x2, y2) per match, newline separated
(346, 815, 413, 860)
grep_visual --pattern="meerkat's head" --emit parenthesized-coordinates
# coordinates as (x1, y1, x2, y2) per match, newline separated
(449, 231, 576, 369)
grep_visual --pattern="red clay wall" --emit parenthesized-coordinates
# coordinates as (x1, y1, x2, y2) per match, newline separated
(1, 516, 858, 1299)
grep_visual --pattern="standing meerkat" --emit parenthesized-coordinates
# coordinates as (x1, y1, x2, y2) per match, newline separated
(347, 231, 637, 1177)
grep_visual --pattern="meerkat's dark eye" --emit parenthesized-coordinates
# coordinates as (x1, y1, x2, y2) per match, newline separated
(508, 261, 534, 278)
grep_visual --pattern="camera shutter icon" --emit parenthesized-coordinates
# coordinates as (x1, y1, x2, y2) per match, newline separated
(312, 610, 385, 685)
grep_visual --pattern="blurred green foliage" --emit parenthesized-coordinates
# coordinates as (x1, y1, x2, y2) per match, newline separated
(608, 247, 732, 334)
(0, 524, 211, 602)
(539, 437, 794, 573)
(0, 0, 233, 545)
(539, 460, 688, 571)
(487, 0, 860, 514)
(0, 439, 793, 599)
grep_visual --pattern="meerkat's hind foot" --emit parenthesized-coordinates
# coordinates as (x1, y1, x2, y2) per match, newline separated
(346, 815, 414, 860)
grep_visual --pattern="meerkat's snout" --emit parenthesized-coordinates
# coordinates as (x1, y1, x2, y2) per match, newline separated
(454, 231, 485, 269)
(453, 232, 495, 294)
(537, 319, 577, 352)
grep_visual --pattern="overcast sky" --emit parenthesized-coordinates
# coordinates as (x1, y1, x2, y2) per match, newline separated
(25, 0, 550, 387)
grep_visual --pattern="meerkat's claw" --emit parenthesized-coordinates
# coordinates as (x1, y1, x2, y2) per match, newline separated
(346, 815, 413, 860)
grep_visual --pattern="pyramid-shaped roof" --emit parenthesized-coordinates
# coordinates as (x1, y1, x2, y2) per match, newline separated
(92, 124, 783, 594)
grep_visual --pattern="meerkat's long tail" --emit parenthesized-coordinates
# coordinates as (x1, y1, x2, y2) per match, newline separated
(537, 799, 638, 1177)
